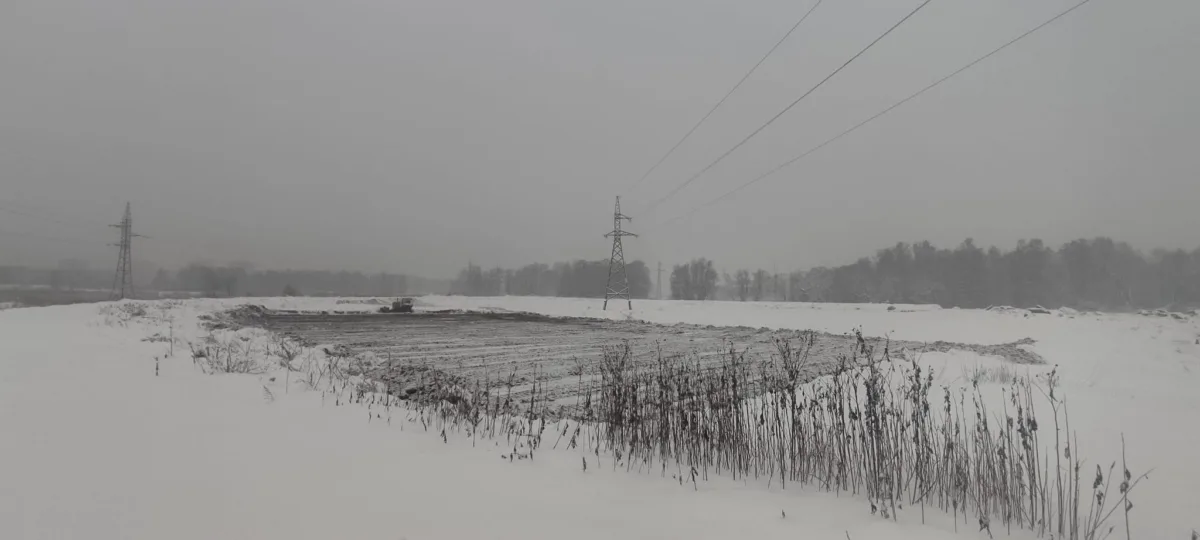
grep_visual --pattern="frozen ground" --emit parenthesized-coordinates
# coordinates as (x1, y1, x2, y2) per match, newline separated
(420, 297, 1200, 535)
(239, 309, 1039, 407)
(1, 296, 1197, 539)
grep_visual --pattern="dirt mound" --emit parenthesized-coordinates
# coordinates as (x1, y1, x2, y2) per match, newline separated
(367, 363, 470, 404)
(919, 337, 1042, 365)
(335, 298, 390, 305)
(243, 310, 1046, 407)
(201, 304, 269, 330)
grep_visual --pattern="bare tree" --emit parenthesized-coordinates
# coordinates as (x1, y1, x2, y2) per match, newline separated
(735, 270, 750, 301)
(752, 269, 768, 301)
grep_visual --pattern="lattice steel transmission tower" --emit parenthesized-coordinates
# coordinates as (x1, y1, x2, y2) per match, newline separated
(603, 196, 637, 310)
(109, 202, 142, 300)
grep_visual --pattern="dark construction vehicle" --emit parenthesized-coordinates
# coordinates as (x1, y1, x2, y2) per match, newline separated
(378, 298, 414, 313)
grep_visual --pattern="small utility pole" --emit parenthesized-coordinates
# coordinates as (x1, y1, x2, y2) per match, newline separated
(774, 263, 780, 302)
(603, 196, 637, 310)
(656, 261, 663, 300)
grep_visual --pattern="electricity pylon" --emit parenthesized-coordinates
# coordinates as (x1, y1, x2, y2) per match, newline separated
(109, 202, 143, 300)
(603, 196, 636, 310)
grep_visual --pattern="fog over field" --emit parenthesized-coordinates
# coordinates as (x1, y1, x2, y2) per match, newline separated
(2, 0, 1198, 539)
(3, 0, 1199, 278)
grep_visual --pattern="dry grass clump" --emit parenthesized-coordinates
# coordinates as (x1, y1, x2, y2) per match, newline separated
(962, 363, 1029, 386)
(98, 302, 150, 327)
(315, 331, 1149, 539)
(188, 332, 269, 374)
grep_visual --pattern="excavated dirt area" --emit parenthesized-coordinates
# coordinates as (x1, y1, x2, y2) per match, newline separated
(223, 307, 1043, 405)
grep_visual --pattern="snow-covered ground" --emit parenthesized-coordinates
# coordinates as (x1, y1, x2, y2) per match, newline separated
(1, 296, 1196, 539)
(422, 296, 1200, 537)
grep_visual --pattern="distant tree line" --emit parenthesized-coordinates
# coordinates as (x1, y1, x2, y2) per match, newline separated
(670, 258, 718, 300)
(450, 237, 1200, 311)
(724, 268, 784, 302)
(0, 262, 432, 298)
(720, 238, 1200, 310)
(151, 264, 425, 297)
(0, 260, 110, 291)
(6, 236, 1197, 310)
(450, 260, 652, 298)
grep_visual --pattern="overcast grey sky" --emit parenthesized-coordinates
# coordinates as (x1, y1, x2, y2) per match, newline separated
(2, 0, 1197, 277)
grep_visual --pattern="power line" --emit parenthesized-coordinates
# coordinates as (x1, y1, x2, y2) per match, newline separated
(642, 0, 934, 214)
(0, 203, 156, 245)
(0, 205, 111, 246)
(0, 204, 111, 230)
(0, 228, 106, 247)
(0, 199, 267, 271)
(627, 0, 826, 194)
(2, 199, 258, 268)
(652, 0, 1096, 231)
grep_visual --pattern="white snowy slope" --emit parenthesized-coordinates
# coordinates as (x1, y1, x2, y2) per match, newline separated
(1, 297, 1196, 539)
(422, 296, 1200, 538)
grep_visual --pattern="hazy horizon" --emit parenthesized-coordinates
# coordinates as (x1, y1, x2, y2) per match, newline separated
(3, 0, 1198, 278)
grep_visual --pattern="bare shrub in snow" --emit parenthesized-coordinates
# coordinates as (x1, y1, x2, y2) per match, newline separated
(296, 350, 328, 390)
(285, 344, 362, 394)
(961, 364, 1028, 386)
(356, 330, 1150, 540)
(206, 310, 1148, 539)
(188, 332, 268, 374)
(266, 335, 305, 392)
(268, 335, 304, 372)
(99, 302, 151, 327)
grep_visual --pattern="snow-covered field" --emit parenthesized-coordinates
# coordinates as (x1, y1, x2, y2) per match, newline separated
(2, 296, 1196, 539)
